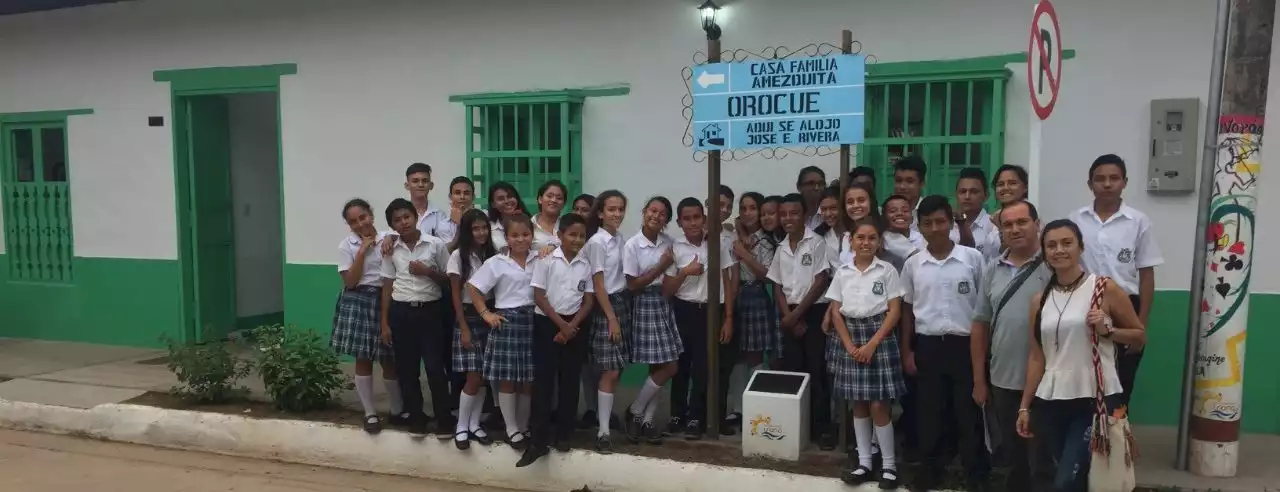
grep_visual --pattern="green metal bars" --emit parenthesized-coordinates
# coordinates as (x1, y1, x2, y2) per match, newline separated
(462, 93, 585, 212)
(859, 65, 1011, 205)
(2, 123, 74, 282)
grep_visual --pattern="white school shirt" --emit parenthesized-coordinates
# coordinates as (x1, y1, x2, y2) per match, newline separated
(623, 232, 674, 288)
(337, 231, 389, 288)
(882, 230, 922, 261)
(739, 229, 776, 283)
(417, 206, 446, 237)
(822, 228, 842, 259)
(490, 220, 507, 253)
(446, 249, 490, 304)
(766, 228, 832, 306)
(900, 243, 984, 336)
(1068, 203, 1164, 296)
(824, 257, 903, 319)
(666, 234, 737, 303)
(379, 234, 451, 302)
(586, 228, 628, 295)
(949, 209, 1002, 261)
(530, 247, 595, 315)
(533, 216, 560, 251)
(806, 210, 824, 230)
(467, 253, 538, 309)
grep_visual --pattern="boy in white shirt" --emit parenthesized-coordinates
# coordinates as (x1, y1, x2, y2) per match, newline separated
(951, 167, 1002, 261)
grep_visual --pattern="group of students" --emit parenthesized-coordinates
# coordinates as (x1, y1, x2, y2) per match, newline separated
(332, 152, 1159, 492)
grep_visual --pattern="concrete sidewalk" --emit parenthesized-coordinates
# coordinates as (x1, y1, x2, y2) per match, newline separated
(0, 337, 1276, 491)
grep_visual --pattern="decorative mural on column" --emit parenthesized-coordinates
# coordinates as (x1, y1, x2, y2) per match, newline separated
(1193, 115, 1262, 424)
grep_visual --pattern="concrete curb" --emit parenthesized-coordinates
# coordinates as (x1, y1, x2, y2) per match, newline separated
(0, 399, 909, 492)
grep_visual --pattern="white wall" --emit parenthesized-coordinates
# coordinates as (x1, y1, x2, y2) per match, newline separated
(228, 93, 283, 317)
(0, 0, 1275, 292)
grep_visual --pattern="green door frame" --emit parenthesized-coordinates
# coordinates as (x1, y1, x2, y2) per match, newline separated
(155, 64, 296, 343)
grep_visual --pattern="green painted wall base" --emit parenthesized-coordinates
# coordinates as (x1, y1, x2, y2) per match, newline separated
(0, 254, 182, 347)
(236, 311, 284, 331)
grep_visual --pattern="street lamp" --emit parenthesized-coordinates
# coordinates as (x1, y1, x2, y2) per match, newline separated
(699, 0, 721, 41)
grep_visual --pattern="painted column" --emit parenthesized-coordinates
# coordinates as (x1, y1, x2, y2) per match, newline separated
(1189, 1, 1273, 477)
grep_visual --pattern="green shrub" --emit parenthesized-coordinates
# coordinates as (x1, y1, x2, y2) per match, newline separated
(252, 324, 350, 412)
(161, 335, 252, 403)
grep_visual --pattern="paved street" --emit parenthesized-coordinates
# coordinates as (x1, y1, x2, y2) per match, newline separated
(0, 429, 521, 492)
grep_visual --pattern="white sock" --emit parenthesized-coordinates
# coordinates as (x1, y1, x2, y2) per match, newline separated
(456, 392, 474, 434)
(875, 423, 897, 471)
(630, 377, 662, 415)
(354, 375, 377, 416)
(498, 391, 520, 436)
(469, 387, 487, 433)
(383, 378, 403, 415)
(597, 391, 614, 437)
(517, 392, 532, 432)
(853, 417, 874, 468)
(643, 393, 660, 424)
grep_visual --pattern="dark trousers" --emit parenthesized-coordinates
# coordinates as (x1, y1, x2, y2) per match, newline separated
(898, 334, 920, 457)
(782, 304, 831, 433)
(671, 299, 739, 426)
(441, 285, 465, 411)
(389, 300, 452, 426)
(915, 334, 988, 479)
(1116, 294, 1144, 407)
(1035, 395, 1122, 492)
(530, 314, 587, 448)
(992, 387, 1033, 490)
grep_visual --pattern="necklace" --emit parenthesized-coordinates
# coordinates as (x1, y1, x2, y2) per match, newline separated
(1053, 271, 1085, 292)
(1049, 278, 1083, 349)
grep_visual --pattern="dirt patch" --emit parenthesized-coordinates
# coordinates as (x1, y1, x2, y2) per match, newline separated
(133, 356, 170, 366)
(0, 377, 10, 383)
(125, 392, 367, 428)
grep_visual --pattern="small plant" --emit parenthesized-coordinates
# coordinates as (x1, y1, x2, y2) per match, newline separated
(161, 335, 252, 403)
(252, 324, 351, 412)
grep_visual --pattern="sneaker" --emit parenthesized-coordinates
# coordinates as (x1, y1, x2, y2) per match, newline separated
(362, 415, 382, 435)
(624, 411, 644, 443)
(578, 410, 598, 430)
(664, 416, 684, 437)
(840, 465, 874, 485)
(878, 469, 899, 490)
(642, 421, 662, 445)
(683, 419, 703, 440)
(595, 434, 614, 454)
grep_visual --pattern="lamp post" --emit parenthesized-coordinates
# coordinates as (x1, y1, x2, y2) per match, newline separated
(700, 0, 725, 439)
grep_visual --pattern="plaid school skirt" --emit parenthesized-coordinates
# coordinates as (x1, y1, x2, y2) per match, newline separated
(736, 281, 777, 353)
(482, 305, 535, 383)
(629, 286, 683, 364)
(831, 312, 907, 402)
(330, 285, 390, 362)
(452, 304, 491, 374)
(589, 291, 632, 371)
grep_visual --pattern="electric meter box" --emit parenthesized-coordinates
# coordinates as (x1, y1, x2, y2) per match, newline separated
(1147, 98, 1200, 193)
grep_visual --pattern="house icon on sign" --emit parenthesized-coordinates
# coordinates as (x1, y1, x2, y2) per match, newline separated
(699, 124, 725, 147)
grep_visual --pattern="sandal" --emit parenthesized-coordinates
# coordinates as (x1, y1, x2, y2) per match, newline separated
(878, 468, 899, 490)
(470, 428, 493, 446)
(840, 465, 874, 485)
(454, 431, 471, 450)
(362, 415, 382, 435)
(507, 431, 528, 451)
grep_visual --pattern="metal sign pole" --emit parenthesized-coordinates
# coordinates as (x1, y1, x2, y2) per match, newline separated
(706, 38, 724, 440)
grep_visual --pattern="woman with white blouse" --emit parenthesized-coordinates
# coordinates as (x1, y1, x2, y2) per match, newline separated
(485, 181, 531, 253)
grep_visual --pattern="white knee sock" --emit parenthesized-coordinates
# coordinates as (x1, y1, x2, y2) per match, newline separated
(630, 377, 662, 415)
(354, 375, 377, 417)
(875, 423, 897, 471)
(643, 393, 660, 424)
(517, 392, 532, 432)
(498, 392, 520, 436)
(597, 391, 614, 437)
(383, 378, 403, 415)
(456, 392, 474, 434)
(469, 387, 487, 432)
(853, 417, 874, 468)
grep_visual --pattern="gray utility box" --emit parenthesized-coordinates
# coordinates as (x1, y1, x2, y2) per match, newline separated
(1147, 98, 1200, 193)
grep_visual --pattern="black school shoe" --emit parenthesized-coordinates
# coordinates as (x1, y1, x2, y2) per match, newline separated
(642, 421, 663, 445)
(683, 419, 703, 440)
(387, 412, 412, 427)
(362, 415, 382, 435)
(878, 469, 900, 490)
(515, 445, 550, 467)
(454, 431, 470, 450)
(840, 465, 874, 485)
(664, 416, 684, 437)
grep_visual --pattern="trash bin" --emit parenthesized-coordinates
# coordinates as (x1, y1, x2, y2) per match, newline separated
(741, 370, 810, 461)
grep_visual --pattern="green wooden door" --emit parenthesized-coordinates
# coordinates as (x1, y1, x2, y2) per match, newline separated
(184, 96, 237, 342)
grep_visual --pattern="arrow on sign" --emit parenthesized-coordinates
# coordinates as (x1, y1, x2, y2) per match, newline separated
(697, 70, 726, 89)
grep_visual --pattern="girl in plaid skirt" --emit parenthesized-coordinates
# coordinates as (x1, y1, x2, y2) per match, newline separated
(447, 209, 497, 450)
(332, 199, 403, 434)
(584, 190, 630, 453)
(825, 218, 907, 489)
(620, 196, 680, 444)
(467, 213, 539, 450)
(760, 195, 787, 370)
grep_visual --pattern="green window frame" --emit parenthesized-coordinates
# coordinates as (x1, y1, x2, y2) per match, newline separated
(860, 58, 1013, 207)
(1, 109, 90, 283)
(455, 92, 585, 212)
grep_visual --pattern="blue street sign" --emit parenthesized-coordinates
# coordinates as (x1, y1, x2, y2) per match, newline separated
(691, 54, 865, 151)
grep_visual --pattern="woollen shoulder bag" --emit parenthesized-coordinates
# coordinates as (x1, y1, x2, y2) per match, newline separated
(1086, 276, 1138, 492)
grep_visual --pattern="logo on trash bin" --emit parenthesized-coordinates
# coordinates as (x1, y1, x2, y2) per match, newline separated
(749, 415, 786, 441)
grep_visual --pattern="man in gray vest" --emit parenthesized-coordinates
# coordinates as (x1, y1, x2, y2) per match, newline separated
(969, 200, 1049, 492)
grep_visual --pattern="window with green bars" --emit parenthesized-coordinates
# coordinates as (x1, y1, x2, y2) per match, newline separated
(2, 119, 74, 282)
(461, 92, 584, 212)
(860, 61, 1011, 206)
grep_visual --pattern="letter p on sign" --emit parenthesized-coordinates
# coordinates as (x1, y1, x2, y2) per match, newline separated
(1028, 0, 1063, 120)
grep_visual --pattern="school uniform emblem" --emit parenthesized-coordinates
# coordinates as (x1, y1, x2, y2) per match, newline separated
(801, 253, 813, 266)
(958, 281, 971, 294)
(872, 281, 885, 296)
(577, 280, 587, 292)
(1117, 248, 1134, 264)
